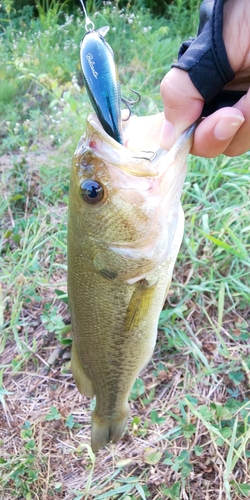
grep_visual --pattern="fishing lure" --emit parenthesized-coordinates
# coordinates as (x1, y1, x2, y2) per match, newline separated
(79, 1, 123, 144)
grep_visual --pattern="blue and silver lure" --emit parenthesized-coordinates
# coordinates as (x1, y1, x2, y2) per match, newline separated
(79, 1, 123, 144)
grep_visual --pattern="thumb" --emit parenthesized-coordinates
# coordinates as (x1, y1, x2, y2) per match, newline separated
(160, 67, 204, 149)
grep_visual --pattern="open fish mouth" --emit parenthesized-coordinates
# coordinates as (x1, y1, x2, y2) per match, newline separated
(76, 112, 195, 178)
(75, 112, 166, 177)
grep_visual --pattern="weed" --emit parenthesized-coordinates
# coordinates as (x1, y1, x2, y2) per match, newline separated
(0, 420, 46, 498)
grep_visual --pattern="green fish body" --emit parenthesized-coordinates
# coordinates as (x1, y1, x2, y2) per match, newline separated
(67, 113, 194, 452)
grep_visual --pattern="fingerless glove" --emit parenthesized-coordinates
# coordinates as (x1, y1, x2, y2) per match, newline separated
(172, 0, 235, 102)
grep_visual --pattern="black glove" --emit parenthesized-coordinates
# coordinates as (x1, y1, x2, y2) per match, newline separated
(172, 0, 234, 103)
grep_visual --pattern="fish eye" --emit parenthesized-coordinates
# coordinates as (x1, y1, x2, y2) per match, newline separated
(80, 179, 104, 204)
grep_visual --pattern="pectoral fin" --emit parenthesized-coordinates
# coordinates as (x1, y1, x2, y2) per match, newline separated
(71, 340, 95, 398)
(125, 278, 157, 331)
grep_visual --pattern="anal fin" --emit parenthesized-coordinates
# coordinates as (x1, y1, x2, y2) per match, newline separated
(71, 341, 95, 398)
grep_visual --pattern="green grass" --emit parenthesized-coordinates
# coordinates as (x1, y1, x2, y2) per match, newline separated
(0, 1, 250, 499)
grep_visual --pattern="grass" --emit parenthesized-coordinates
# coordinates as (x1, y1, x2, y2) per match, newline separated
(0, 0, 250, 499)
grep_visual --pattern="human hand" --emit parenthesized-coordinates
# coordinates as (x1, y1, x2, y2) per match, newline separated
(160, 0, 250, 157)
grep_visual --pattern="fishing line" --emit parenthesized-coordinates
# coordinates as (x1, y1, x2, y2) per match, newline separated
(79, 0, 95, 31)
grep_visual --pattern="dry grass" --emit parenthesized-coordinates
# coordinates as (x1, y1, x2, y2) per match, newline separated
(2, 342, 250, 499)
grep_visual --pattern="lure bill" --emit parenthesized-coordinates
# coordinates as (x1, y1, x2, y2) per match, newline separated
(79, 2, 123, 144)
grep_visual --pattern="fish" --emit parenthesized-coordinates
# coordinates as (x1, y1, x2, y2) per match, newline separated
(67, 112, 194, 452)
(80, 26, 123, 144)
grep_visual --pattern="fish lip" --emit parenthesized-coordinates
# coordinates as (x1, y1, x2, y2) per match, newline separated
(87, 113, 121, 150)
(79, 113, 160, 178)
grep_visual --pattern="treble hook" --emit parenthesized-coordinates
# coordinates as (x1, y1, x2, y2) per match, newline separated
(133, 150, 157, 162)
(79, 0, 95, 31)
(123, 89, 141, 106)
(122, 89, 141, 121)
(121, 99, 132, 121)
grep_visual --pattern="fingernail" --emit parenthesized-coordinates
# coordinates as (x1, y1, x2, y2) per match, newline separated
(214, 115, 245, 141)
(160, 120, 176, 149)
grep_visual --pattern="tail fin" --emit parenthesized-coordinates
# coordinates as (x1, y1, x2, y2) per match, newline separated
(91, 408, 129, 452)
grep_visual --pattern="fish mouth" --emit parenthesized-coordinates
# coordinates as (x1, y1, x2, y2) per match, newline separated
(76, 112, 165, 177)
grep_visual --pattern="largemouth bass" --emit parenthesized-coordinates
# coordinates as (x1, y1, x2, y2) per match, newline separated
(67, 113, 194, 452)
